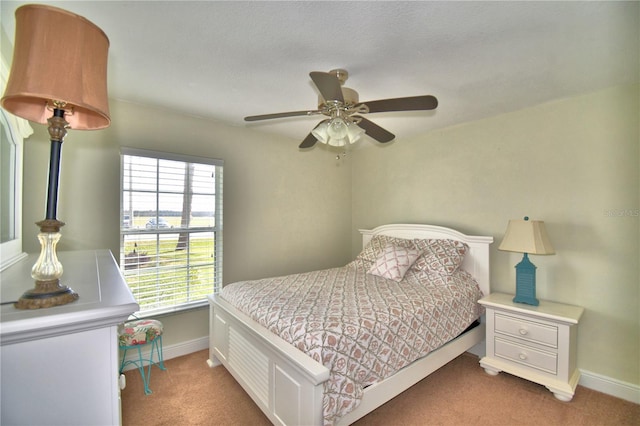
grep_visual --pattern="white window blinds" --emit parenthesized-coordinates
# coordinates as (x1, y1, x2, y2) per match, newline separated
(120, 148, 223, 315)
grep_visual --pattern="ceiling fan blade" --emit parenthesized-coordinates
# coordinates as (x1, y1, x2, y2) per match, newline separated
(359, 95, 438, 113)
(310, 71, 344, 103)
(299, 119, 329, 149)
(245, 110, 321, 121)
(299, 133, 318, 149)
(353, 116, 395, 143)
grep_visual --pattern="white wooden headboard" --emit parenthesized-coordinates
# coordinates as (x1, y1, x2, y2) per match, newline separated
(360, 223, 493, 296)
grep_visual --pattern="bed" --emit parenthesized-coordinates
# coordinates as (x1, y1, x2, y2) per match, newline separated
(207, 223, 493, 425)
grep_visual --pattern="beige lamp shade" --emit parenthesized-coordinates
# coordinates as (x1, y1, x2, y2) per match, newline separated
(498, 217, 555, 255)
(1, 4, 110, 130)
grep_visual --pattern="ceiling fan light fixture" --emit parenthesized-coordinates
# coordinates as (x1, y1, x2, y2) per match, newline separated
(327, 117, 348, 139)
(312, 118, 364, 147)
(311, 121, 329, 142)
(346, 122, 365, 143)
(328, 136, 348, 147)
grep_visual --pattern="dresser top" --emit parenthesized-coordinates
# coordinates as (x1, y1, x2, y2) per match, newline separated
(1, 250, 139, 344)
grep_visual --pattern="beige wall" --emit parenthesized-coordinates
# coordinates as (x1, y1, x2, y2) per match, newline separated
(351, 84, 639, 386)
(18, 83, 639, 386)
(21, 100, 353, 347)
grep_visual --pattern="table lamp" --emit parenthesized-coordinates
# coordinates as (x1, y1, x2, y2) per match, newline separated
(498, 216, 555, 306)
(1, 4, 110, 309)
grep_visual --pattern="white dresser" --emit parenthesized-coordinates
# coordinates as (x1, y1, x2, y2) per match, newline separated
(479, 292, 584, 401)
(1, 250, 138, 426)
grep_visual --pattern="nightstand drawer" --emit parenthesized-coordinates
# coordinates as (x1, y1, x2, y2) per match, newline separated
(495, 337, 557, 374)
(495, 313, 558, 348)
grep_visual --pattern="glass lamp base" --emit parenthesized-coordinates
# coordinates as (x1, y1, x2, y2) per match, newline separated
(13, 219, 79, 310)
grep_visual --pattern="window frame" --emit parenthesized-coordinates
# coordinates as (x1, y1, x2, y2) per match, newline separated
(119, 147, 223, 316)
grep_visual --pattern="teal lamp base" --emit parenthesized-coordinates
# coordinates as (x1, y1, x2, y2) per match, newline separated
(512, 253, 539, 306)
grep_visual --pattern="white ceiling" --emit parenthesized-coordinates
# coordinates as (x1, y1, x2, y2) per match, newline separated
(1, 1, 639, 144)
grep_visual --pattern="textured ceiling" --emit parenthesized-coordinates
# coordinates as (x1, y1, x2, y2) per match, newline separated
(1, 1, 638, 145)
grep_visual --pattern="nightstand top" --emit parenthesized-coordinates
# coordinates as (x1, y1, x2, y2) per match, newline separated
(479, 292, 584, 324)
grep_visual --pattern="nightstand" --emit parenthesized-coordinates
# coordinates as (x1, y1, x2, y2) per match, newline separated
(478, 293, 584, 401)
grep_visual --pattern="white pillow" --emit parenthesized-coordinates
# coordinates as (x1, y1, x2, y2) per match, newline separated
(367, 244, 421, 282)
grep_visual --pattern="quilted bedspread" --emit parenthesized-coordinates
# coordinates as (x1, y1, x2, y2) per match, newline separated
(219, 265, 483, 425)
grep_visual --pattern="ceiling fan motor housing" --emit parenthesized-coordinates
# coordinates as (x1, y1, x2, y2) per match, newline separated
(318, 87, 359, 109)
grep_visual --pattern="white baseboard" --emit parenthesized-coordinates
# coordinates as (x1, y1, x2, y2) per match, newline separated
(120, 336, 209, 371)
(122, 336, 639, 405)
(579, 369, 640, 404)
(163, 336, 210, 361)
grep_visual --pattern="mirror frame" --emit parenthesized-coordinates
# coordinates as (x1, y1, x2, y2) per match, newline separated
(1, 55, 33, 271)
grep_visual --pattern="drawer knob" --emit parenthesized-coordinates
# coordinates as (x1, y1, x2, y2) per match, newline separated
(519, 328, 528, 335)
(519, 353, 527, 360)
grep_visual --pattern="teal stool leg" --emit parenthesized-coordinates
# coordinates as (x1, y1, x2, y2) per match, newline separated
(119, 339, 165, 395)
(151, 335, 167, 371)
(144, 336, 167, 392)
(119, 347, 129, 374)
(136, 344, 153, 395)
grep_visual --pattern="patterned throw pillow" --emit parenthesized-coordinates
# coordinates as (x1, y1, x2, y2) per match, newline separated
(367, 244, 421, 282)
(412, 239, 469, 275)
(348, 235, 416, 271)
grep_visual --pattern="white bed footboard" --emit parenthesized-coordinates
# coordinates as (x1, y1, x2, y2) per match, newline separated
(209, 295, 328, 426)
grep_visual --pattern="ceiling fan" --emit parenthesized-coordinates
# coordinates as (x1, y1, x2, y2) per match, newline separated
(244, 69, 438, 149)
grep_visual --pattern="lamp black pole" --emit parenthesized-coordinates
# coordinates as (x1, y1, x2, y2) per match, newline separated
(44, 107, 67, 220)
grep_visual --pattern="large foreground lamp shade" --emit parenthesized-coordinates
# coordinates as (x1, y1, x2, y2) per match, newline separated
(498, 216, 555, 306)
(1, 4, 110, 309)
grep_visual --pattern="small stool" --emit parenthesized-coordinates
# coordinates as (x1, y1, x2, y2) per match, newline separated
(118, 319, 167, 395)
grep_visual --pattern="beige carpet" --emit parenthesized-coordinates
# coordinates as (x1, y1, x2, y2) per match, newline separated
(121, 350, 638, 425)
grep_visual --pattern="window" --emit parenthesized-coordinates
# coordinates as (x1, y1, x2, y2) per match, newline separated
(120, 148, 223, 315)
